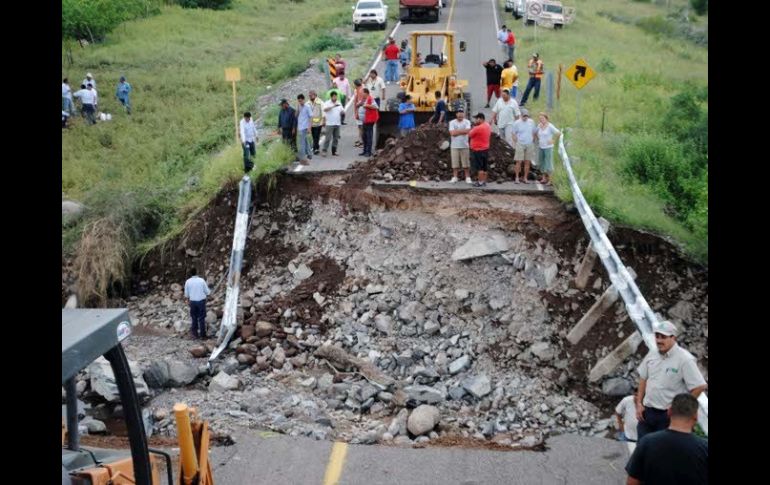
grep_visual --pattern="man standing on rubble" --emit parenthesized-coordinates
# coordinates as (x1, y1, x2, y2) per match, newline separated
(469, 112, 491, 187)
(184, 268, 210, 340)
(398, 94, 416, 137)
(491, 88, 520, 148)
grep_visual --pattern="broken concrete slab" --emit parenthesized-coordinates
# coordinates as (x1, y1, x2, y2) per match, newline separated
(451, 233, 510, 261)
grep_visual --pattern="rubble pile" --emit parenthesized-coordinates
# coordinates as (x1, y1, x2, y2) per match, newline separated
(354, 123, 540, 183)
(65, 194, 707, 449)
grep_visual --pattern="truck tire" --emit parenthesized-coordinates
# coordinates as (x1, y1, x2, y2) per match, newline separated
(554, 23, 563, 30)
(400, 8, 410, 22)
(354, 24, 359, 32)
(525, 19, 535, 26)
(381, 21, 388, 30)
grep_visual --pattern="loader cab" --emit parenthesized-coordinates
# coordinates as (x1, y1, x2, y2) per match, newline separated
(61, 309, 170, 485)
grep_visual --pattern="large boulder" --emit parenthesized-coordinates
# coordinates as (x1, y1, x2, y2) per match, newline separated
(209, 371, 240, 392)
(407, 405, 440, 436)
(602, 377, 633, 397)
(451, 233, 510, 261)
(144, 360, 198, 388)
(89, 357, 149, 402)
(462, 374, 492, 399)
(403, 385, 446, 404)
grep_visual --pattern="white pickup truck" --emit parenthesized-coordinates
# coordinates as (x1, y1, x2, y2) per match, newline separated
(519, 0, 576, 29)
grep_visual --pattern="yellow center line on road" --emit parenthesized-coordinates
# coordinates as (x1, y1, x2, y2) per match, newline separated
(322, 441, 349, 485)
(442, 0, 457, 52)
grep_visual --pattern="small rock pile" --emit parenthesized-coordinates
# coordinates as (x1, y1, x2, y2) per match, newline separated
(354, 123, 539, 183)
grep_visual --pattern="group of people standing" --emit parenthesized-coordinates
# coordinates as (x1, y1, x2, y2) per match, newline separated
(62, 72, 132, 127)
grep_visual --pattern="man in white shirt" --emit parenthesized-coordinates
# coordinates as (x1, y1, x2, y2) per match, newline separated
(448, 109, 472, 184)
(491, 88, 520, 148)
(184, 267, 211, 339)
(635, 320, 707, 441)
(615, 395, 639, 442)
(82, 72, 97, 91)
(364, 69, 386, 108)
(239, 111, 258, 173)
(73, 84, 97, 125)
(511, 108, 537, 183)
(321, 92, 344, 156)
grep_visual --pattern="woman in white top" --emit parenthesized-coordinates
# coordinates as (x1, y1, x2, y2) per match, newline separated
(535, 112, 561, 185)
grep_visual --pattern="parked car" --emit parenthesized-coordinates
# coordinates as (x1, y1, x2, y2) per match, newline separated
(353, 0, 389, 31)
(505, 0, 515, 12)
(511, 0, 526, 19)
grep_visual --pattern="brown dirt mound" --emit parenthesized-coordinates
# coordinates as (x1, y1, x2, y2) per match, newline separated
(351, 123, 540, 184)
(247, 256, 346, 332)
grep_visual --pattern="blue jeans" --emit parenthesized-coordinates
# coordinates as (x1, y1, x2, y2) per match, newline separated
(385, 60, 399, 82)
(297, 128, 312, 161)
(507, 45, 514, 62)
(363, 123, 374, 156)
(511, 86, 518, 100)
(189, 300, 207, 338)
(62, 97, 75, 115)
(118, 95, 131, 114)
(520, 77, 541, 106)
(242, 141, 256, 172)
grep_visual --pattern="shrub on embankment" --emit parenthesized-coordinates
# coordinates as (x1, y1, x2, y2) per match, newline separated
(62, 0, 162, 41)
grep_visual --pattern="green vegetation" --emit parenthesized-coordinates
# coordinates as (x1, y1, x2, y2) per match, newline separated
(519, 0, 707, 260)
(177, 0, 233, 9)
(62, 0, 161, 41)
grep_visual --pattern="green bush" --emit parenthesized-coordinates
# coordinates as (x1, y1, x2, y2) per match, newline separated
(636, 15, 676, 38)
(597, 58, 617, 73)
(690, 0, 708, 16)
(62, 0, 161, 41)
(307, 33, 355, 53)
(176, 0, 232, 9)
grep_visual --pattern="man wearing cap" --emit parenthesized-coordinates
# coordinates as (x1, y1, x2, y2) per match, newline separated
(468, 112, 491, 187)
(491, 88, 520, 149)
(482, 59, 503, 108)
(448, 108, 472, 184)
(115, 76, 132, 115)
(635, 320, 707, 441)
(520, 53, 544, 107)
(82, 72, 97, 91)
(239, 111, 258, 172)
(511, 108, 537, 183)
(308, 90, 324, 155)
(277, 99, 297, 151)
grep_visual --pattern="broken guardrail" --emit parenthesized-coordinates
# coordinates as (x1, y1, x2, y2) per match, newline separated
(209, 175, 252, 364)
(557, 132, 708, 435)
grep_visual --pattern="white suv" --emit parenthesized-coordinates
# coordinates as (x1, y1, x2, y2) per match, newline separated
(353, 0, 389, 31)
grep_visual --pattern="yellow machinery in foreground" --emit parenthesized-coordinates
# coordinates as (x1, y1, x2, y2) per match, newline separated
(62, 309, 214, 485)
(378, 31, 470, 144)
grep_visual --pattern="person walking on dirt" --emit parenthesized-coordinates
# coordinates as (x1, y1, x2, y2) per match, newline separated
(360, 88, 380, 157)
(353, 79, 365, 148)
(321, 91, 344, 156)
(634, 320, 707, 442)
(239, 111, 258, 173)
(511, 108, 537, 183)
(520, 53, 544, 107)
(115, 76, 132, 115)
(505, 29, 516, 62)
(308, 90, 324, 155)
(626, 393, 708, 485)
(383, 37, 401, 83)
(62, 78, 75, 116)
(398, 94, 416, 137)
(184, 267, 211, 340)
(534, 112, 561, 185)
(482, 59, 503, 108)
(364, 69, 386, 108)
(277, 99, 297, 151)
(448, 108, 472, 184)
(432, 91, 448, 124)
(296, 94, 314, 165)
(491, 88, 521, 148)
(73, 83, 97, 125)
(469, 112, 492, 187)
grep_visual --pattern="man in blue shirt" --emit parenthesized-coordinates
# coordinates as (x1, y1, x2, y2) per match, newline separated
(296, 94, 314, 165)
(432, 90, 447, 124)
(398, 94, 416, 137)
(184, 267, 211, 340)
(115, 76, 132, 115)
(277, 99, 297, 151)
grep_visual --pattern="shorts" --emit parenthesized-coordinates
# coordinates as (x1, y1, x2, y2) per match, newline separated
(471, 149, 489, 172)
(514, 142, 536, 161)
(451, 148, 470, 168)
(486, 84, 501, 99)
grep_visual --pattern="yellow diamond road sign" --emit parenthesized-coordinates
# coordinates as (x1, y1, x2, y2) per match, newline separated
(565, 58, 596, 90)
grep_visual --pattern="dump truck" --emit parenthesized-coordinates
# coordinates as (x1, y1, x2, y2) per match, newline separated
(377, 31, 470, 145)
(399, 0, 441, 23)
(62, 308, 214, 485)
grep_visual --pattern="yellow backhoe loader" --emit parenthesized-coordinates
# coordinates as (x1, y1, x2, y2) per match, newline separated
(62, 308, 214, 484)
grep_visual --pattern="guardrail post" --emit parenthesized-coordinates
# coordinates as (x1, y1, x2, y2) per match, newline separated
(574, 217, 610, 289)
(567, 267, 636, 345)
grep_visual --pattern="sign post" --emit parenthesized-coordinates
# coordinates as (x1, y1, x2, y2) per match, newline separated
(564, 58, 596, 129)
(225, 67, 242, 143)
